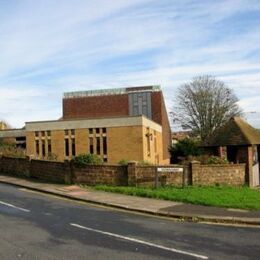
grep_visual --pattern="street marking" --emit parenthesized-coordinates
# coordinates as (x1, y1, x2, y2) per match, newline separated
(70, 223, 208, 259)
(0, 200, 30, 212)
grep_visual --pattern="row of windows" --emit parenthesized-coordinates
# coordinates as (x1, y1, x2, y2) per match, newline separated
(89, 128, 106, 134)
(35, 128, 107, 137)
(35, 129, 75, 138)
(35, 128, 108, 160)
(35, 131, 51, 137)
(64, 138, 76, 157)
(89, 137, 107, 155)
(65, 130, 76, 157)
(89, 128, 108, 162)
(35, 139, 52, 157)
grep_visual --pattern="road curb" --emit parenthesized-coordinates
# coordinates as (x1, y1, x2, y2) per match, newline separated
(1, 179, 260, 226)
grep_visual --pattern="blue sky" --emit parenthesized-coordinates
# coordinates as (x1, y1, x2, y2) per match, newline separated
(0, 0, 260, 128)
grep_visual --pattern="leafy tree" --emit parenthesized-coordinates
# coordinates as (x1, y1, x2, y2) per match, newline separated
(173, 75, 242, 142)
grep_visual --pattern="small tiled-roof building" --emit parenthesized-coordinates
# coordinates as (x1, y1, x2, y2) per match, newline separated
(204, 117, 260, 187)
(207, 117, 260, 146)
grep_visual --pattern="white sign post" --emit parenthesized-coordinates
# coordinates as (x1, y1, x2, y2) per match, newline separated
(155, 167, 184, 188)
(157, 167, 183, 173)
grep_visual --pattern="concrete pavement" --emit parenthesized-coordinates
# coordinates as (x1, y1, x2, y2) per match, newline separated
(0, 174, 260, 226)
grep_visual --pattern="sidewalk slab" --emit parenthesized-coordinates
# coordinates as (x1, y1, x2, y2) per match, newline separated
(0, 175, 260, 226)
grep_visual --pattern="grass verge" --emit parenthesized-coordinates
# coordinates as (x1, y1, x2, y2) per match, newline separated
(81, 185, 260, 210)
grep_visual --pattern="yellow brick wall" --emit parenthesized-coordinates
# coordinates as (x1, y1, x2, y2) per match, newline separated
(75, 129, 88, 155)
(26, 132, 35, 156)
(107, 126, 144, 164)
(141, 126, 166, 165)
(26, 125, 167, 164)
(51, 130, 65, 161)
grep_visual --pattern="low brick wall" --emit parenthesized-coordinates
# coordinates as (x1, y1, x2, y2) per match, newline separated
(128, 163, 187, 187)
(191, 162, 246, 186)
(0, 156, 247, 187)
(135, 166, 167, 187)
(73, 165, 128, 186)
(0, 157, 30, 178)
(30, 160, 70, 184)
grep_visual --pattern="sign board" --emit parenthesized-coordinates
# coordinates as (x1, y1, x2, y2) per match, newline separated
(157, 167, 183, 173)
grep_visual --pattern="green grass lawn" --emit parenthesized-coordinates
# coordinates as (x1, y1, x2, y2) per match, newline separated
(82, 185, 260, 210)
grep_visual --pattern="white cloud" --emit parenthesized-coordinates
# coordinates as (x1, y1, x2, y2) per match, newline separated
(0, 0, 260, 128)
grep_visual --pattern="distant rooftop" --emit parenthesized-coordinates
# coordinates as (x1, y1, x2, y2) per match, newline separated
(63, 85, 161, 99)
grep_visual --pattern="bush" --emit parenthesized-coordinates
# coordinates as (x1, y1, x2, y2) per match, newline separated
(0, 141, 26, 158)
(72, 153, 103, 167)
(118, 159, 129, 165)
(118, 159, 153, 166)
(138, 160, 153, 166)
(205, 156, 229, 165)
(169, 138, 201, 163)
(47, 153, 58, 161)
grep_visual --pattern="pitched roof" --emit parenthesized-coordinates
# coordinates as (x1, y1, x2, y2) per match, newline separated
(206, 117, 260, 146)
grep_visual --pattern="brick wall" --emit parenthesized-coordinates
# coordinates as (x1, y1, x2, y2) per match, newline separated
(30, 160, 69, 184)
(73, 165, 128, 186)
(128, 162, 187, 187)
(191, 161, 246, 186)
(0, 157, 246, 187)
(0, 156, 30, 178)
(63, 94, 129, 119)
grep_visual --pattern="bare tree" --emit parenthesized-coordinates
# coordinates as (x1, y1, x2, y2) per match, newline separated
(173, 75, 242, 142)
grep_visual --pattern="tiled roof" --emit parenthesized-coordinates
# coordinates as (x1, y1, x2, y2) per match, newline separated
(206, 117, 260, 146)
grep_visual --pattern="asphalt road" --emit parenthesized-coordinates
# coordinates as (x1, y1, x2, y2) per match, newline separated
(0, 182, 260, 260)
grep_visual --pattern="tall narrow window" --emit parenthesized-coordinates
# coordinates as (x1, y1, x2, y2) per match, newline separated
(96, 137, 100, 155)
(146, 129, 151, 156)
(35, 131, 39, 137)
(48, 140, 52, 155)
(89, 137, 94, 154)
(71, 129, 75, 136)
(96, 128, 100, 134)
(103, 137, 107, 155)
(42, 141, 46, 157)
(47, 130, 51, 137)
(89, 128, 93, 134)
(71, 138, 76, 156)
(36, 140, 39, 155)
(65, 138, 69, 157)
